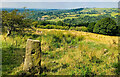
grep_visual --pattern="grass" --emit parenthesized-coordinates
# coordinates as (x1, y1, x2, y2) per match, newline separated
(80, 14, 101, 17)
(47, 14, 101, 22)
(2, 37, 25, 75)
(42, 15, 49, 18)
(111, 12, 119, 17)
(47, 17, 78, 22)
(1, 28, 119, 75)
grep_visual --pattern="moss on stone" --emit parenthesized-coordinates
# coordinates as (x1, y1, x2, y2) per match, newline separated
(23, 39, 41, 74)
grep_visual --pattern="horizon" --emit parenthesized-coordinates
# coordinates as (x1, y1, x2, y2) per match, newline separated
(1, 7, 118, 10)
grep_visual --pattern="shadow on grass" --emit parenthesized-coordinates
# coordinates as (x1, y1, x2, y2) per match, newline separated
(112, 61, 120, 75)
(22, 33, 41, 39)
(2, 46, 25, 75)
(115, 61, 120, 75)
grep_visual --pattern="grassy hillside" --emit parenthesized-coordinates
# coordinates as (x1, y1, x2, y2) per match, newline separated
(2, 28, 119, 75)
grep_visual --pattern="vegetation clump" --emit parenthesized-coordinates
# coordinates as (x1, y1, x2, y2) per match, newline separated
(93, 17, 118, 35)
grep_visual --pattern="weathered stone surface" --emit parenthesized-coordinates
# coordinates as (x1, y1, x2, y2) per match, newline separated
(23, 39, 41, 74)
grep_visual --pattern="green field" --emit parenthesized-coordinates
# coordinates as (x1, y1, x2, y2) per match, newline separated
(47, 13, 118, 22)
(2, 28, 119, 75)
(47, 17, 79, 22)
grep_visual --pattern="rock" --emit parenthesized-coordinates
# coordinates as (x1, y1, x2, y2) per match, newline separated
(23, 39, 41, 74)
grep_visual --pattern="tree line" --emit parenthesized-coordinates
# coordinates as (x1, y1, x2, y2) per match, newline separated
(2, 10, 119, 36)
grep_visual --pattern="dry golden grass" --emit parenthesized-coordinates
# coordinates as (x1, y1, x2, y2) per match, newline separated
(35, 28, 118, 75)
(35, 28, 119, 45)
(42, 15, 49, 18)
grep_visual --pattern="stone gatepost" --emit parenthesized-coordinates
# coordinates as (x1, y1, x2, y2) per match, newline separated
(23, 39, 41, 74)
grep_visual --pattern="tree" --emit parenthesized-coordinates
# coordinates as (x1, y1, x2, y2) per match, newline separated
(88, 22, 96, 32)
(93, 17, 118, 35)
(56, 21, 65, 26)
(2, 10, 29, 36)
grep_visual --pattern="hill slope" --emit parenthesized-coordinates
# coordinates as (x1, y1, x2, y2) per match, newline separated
(2, 28, 119, 75)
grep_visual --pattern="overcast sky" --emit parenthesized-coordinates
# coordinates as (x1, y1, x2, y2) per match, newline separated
(0, 0, 119, 9)
(1, 0, 120, 2)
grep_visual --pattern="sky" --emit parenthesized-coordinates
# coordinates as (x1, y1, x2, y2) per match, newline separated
(1, 0, 120, 2)
(0, 0, 120, 9)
